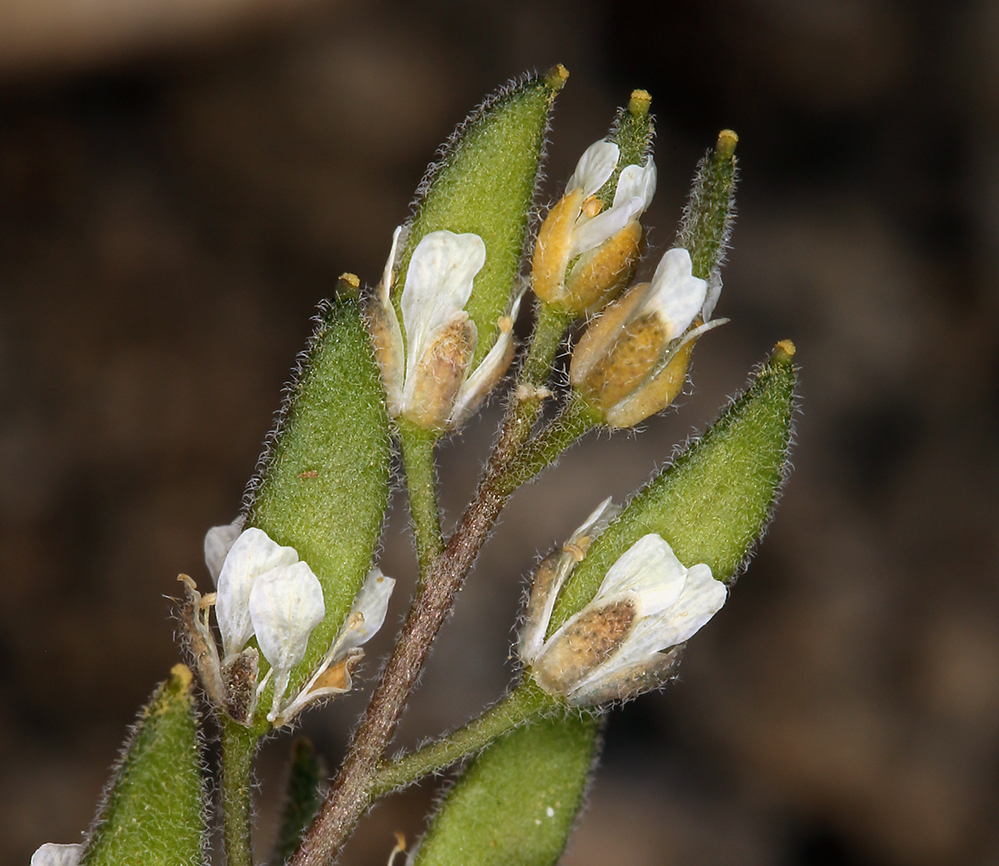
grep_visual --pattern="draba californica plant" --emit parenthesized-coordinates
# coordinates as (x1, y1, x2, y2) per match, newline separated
(32, 68, 797, 866)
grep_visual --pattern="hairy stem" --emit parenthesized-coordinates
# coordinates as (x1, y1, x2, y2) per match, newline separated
(398, 422, 445, 574)
(371, 679, 557, 796)
(489, 304, 573, 468)
(289, 302, 573, 866)
(221, 720, 260, 866)
(495, 392, 600, 495)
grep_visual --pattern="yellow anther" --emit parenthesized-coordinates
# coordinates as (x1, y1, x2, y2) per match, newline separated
(582, 196, 603, 218)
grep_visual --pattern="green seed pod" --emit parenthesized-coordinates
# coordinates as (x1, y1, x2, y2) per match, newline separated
(677, 129, 739, 318)
(79, 666, 204, 866)
(594, 88, 656, 210)
(412, 713, 599, 866)
(549, 340, 797, 635)
(243, 290, 391, 722)
(392, 67, 568, 370)
(272, 739, 325, 865)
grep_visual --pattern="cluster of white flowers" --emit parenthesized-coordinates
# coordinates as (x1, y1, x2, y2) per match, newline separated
(520, 499, 726, 706)
(196, 525, 394, 726)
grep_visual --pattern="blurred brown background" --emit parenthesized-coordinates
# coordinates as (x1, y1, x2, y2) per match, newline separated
(2, 1, 998, 864)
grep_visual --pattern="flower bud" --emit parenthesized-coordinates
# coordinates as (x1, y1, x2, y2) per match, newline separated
(519, 504, 725, 706)
(677, 129, 739, 318)
(532, 139, 655, 315)
(569, 247, 726, 428)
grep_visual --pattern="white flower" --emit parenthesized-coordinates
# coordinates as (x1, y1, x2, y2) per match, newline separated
(30, 844, 83, 866)
(209, 526, 327, 721)
(369, 227, 518, 430)
(189, 526, 397, 726)
(521, 525, 726, 707)
(214, 527, 303, 660)
(569, 247, 727, 428)
(532, 139, 656, 313)
(564, 140, 657, 260)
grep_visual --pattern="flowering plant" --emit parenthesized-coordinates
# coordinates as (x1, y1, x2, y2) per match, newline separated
(32, 68, 795, 866)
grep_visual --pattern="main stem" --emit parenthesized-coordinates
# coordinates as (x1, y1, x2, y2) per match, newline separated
(289, 303, 572, 866)
(221, 720, 259, 866)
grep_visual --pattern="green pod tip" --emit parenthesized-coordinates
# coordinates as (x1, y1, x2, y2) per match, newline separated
(392, 69, 566, 368)
(79, 666, 204, 866)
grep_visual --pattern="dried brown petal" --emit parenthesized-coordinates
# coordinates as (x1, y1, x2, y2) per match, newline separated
(221, 648, 260, 725)
(402, 316, 476, 429)
(532, 598, 637, 695)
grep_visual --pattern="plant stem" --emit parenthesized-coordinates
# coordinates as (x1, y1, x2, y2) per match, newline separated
(221, 720, 260, 866)
(522, 303, 573, 388)
(488, 304, 573, 469)
(289, 302, 573, 866)
(371, 679, 557, 796)
(494, 392, 600, 495)
(398, 422, 445, 574)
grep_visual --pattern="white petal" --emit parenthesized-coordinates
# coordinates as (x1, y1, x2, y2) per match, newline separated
(373, 227, 407, 415)
(204, 521, 242, 585)
(335, 567, 396, 654)
(447, 329, 509, 427)
(567, 140, 619, 197)
(379, 226, 403, 305)
(612, 157, 657, 213)
(248, 562, 325, 674)
(567, 564, 723, 702)
(646, 248, 708, 339)
(31, 844, 83, 866)
(701, 278, 723, 323)
(570, 496, 619, 544)
(401, 231, 486, 377)
(594, 534, 686, 613)
(566, 157, 656, 261)
(566, 196, 642, 261)
(216, 528, 300, 658)
(628, 563, 726, 652)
